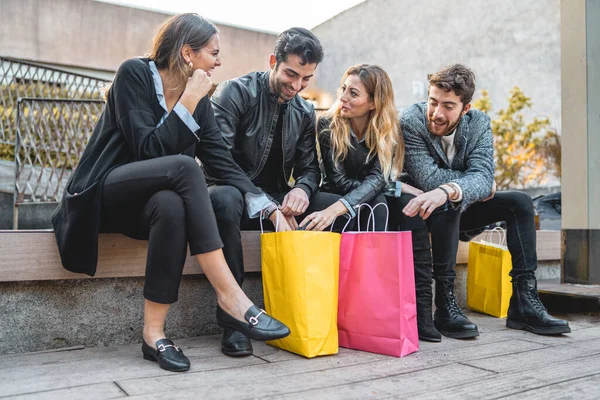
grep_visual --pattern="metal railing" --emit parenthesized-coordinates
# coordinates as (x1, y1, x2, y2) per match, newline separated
(0, 56, 109, 145)
(14, 97, 105, 228)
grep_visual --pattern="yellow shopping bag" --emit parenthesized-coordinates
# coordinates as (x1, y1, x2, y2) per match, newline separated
(466, 229, 512, 318)
(261, 229, 340, 358)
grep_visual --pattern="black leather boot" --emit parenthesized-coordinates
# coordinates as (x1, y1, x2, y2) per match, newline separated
(434, 279, 479, 339)
(412, 227, 441, 342)
(506, 275, 571, 335)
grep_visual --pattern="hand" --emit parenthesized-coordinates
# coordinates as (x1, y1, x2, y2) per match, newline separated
(482, 181, 497, 202)
(299, 208, 339, 231)
(401, 183, 424, 197)
(269, 210, 292, 232)
(180, 69, 213, 112)
(402, 188, 448, 220)
(280, 188, 309, 216)
(284, 214, 299, 230)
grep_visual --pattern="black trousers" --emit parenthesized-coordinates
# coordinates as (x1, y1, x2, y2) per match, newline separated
(208, 186, 343, 285)
(426, 191, 537, 281)
(100, 155, 224, 304)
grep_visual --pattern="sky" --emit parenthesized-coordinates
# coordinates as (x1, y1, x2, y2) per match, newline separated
(98, 0, 366, 33)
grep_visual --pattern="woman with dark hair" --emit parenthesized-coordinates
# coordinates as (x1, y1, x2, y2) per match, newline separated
(300, 64, 442, 342)
(52, 13, 290, 372)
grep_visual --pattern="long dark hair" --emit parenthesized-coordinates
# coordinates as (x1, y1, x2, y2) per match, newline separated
(149, 13, 218, 88)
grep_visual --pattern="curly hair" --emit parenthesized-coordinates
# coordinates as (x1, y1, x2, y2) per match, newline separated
(427, 64, 476, 105)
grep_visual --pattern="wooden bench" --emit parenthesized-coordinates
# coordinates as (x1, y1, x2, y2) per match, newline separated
(0, 230, 561, 283)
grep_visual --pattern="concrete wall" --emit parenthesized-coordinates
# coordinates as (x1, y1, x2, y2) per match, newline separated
(312, 0, 561, 130)
(0, 0, 277, 82)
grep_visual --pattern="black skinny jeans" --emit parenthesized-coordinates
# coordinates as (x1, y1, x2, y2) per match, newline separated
(100, 155, 224, 304)
(208, 186, 344, 286)
(426, 190, 537, 281)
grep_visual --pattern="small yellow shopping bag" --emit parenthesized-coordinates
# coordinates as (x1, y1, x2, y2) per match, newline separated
(466, 229, 512, 318)
(261, 228, 341, 358)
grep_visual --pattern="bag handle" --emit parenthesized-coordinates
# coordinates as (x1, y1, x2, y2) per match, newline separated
(484, 226, 506, 246)
(357, 202, 389, 232)
(260, 203, 352, 233)
(259, 203, 280, 234)
(333, 214, 353, 233)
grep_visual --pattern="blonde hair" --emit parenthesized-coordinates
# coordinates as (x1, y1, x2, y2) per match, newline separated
(321, 64, 404, 181)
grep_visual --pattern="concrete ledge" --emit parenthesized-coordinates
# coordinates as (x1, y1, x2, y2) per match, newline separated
(0, 229, 561, 355)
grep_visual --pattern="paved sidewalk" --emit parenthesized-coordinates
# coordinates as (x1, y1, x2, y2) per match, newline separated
(1, 312, 599, 399)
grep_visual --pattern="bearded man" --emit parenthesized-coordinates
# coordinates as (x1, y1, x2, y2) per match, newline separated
(400, 64, 570, 340)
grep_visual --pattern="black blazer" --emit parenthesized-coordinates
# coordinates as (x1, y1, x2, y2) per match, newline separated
(318, 117, 385, 213)
(52, 58, 262, 276)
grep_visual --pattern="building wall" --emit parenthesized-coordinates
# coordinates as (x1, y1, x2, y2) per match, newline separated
(312, 0, 561, 130)
(0, 0, 277, 82)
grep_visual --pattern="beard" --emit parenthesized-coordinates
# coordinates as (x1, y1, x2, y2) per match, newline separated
(270, 73, 298, 102)
(427, 112, 462, 136)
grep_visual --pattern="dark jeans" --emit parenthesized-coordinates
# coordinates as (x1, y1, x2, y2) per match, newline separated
(100, 155, 223, 304)
(427, 190, 537, 281)
(208, 186, 343, 285)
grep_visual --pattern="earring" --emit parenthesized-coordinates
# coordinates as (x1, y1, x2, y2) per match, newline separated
(188, 61, 193, 70)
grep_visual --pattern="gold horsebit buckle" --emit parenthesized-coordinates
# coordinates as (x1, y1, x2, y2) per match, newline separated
(157, 344, 181, 353)
(248, 309, 267, 326)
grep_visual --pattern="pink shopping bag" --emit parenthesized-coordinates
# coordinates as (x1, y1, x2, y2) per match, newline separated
(338, 203, 419, 357)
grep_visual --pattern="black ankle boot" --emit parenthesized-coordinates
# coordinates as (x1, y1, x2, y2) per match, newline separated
(506, 276, 571, 335)
(412, 228, 441, 342)
(434, 279, 479, 339)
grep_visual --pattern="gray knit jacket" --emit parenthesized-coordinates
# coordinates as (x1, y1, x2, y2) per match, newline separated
(400, 102, 495, 211)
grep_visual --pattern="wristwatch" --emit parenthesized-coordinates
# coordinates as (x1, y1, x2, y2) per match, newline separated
(261, 203, 279, 220)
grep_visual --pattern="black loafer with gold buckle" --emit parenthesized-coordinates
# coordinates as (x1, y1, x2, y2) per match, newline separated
(216, 305, 290, 341)
(142, 338, 190, 372)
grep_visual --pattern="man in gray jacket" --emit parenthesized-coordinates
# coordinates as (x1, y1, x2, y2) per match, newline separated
(401, 64, 569, 339)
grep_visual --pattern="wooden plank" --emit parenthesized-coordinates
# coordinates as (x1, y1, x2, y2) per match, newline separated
(116, 339, 544, 398)
(419, 346, 600, 399)
(0, 230, 261, 282)
(8, 382, 126, 400)
(502, 374, 600, 399)
(270, 363, 494, 400)
(0, 336, 266, 398)
(537, 281, 600, 300)
(0, 230, 560, 282)
(455, 230, 560, 264)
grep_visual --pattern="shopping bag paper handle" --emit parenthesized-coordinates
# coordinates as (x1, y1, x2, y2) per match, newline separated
(259, 202, 280, 233)
(260, 203, 352, 233)
(484, 227, 506, 246)
(357, 202, 389, 232)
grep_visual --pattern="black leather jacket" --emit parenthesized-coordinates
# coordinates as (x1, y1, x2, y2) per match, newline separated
(210, 71, 320, 197)
(318, 117, 385, 215)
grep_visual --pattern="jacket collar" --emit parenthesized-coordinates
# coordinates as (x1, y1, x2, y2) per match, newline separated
(259, 70, 294, 106)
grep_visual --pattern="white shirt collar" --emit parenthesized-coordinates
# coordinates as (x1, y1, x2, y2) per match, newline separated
(148, 60, 168, 113)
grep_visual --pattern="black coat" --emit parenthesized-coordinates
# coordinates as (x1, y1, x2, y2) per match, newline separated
(210, 71, 321, 197)
(52, 58, 263, 276)
(317, 117, 385, 211)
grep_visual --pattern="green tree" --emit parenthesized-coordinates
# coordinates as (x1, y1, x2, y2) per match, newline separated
(473, 87, 560, 189)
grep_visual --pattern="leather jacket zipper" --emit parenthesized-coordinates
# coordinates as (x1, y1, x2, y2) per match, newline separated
(250, 103, 280, 180)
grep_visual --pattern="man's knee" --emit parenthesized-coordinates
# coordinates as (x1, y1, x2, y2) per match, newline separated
(209, 185, 244, 221)
(505, 191, 534, 218)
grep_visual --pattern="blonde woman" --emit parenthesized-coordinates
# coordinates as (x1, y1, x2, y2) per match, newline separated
(300, 64, 441, 342)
